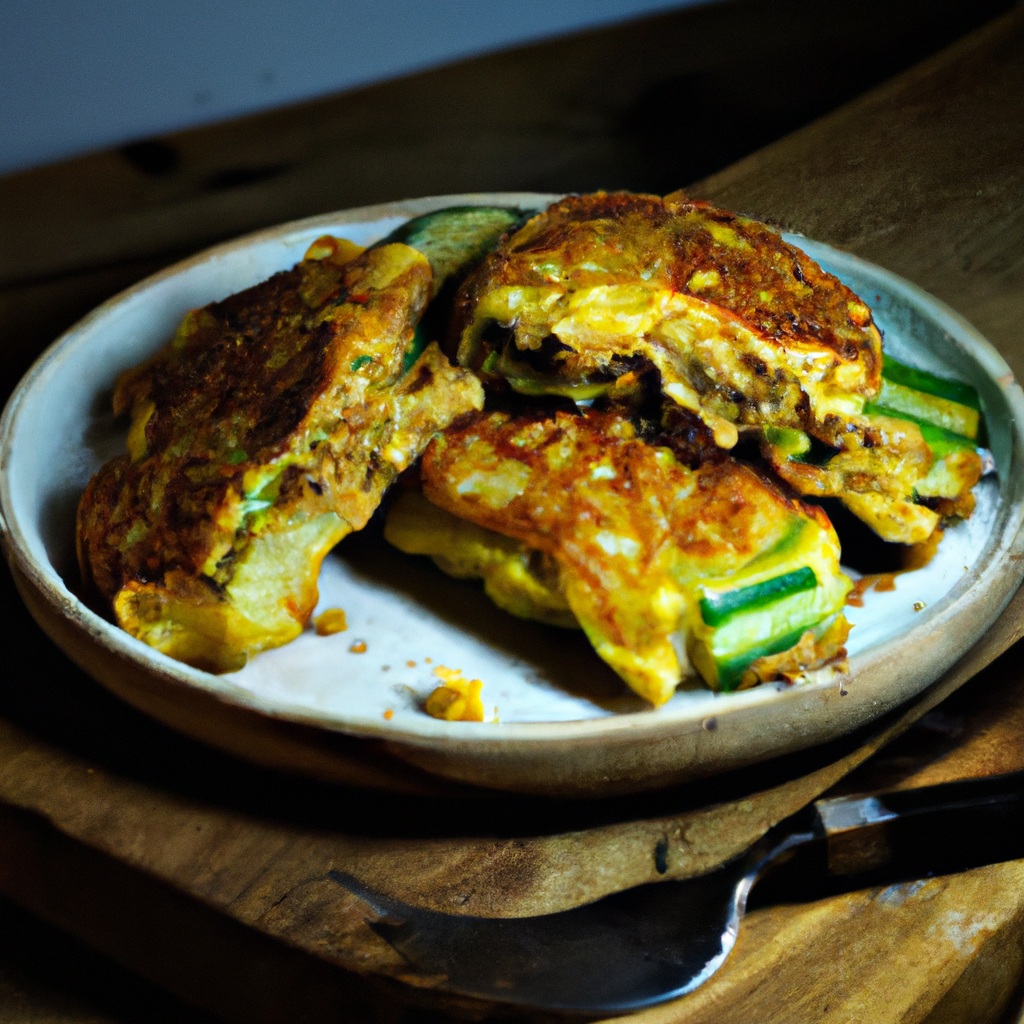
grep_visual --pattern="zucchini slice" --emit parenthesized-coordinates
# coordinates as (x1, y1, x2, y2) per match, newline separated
(867, 355, 982, 446)
(880, 354, 980, 410)
(377, 206, 534, 292)
(699, 567, 818, 628)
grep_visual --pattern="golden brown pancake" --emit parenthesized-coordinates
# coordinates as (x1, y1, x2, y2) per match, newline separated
(78, 237, 483, 671)
(453, 192, 881, 446)
(410, 407, 850, 705)
(451, 192, 977, 543)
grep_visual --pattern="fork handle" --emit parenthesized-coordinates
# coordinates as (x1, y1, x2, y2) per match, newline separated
(813, 768, 1024, 878)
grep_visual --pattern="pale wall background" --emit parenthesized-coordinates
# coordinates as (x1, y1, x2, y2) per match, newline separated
(0, 0, 708, 175)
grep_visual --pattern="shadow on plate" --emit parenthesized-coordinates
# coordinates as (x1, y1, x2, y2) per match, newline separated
(337, 514, 648, 716)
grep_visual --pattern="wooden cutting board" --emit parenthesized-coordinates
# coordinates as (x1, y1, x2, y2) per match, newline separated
(3, 5, 1024, 1022)
(3, 590, 1024, 1024)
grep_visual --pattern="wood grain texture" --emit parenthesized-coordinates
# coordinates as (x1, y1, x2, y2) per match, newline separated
(3, 0, 1010, 284)
(0, 0, 1012, 400)
(3, 3, 1024, 1022)
(2, 606, 1024, 1023)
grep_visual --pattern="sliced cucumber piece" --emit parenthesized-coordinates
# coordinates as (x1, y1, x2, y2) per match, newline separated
(865, 402, 977, 456)
(917, 421, 979, 458)
(715, 624, 812, 692)
(491, 338, 615, 400)
(378, 206, 533, 292)
(401, 323, 429, 376)
(700, 566, 818, 627)
(690, 565, 850, 692)
(505, 377, 613, 401)
(882, 354, 980, 411)
(710, 580, 847, 691)
(875, 378, 979, 440)
(762, 426, 839, 466)
(762, 426, 811, 461)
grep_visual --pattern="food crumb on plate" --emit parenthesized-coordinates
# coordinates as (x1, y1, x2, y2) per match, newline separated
(406, 660, 416, 667)
(314, 608, 348, 635)
(349, 640, 368, 654)
(383, 709, 394, 721)
(914, 601, 927, 612)
(425, 666, 484, 722)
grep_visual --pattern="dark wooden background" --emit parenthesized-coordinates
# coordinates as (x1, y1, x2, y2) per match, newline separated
(0, 0, 1012, 400)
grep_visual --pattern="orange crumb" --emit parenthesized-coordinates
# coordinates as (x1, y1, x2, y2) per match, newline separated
(406, 660, 416, 668)
(424, 666, 484, 722)
(425, 657, 433, 664)
(349, 640, 367, 654)
(314, 608, 348, 635)
(846, 573, 897, 606)
(383, 709, 394, 721)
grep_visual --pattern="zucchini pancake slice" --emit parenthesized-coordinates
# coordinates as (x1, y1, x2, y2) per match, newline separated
(78, 235, 484, 672)
(388, 408, 852, 706)
(760, 353, 984, 542)
(451, 192, 981, 543)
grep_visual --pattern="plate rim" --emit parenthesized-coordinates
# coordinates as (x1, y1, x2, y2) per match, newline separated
(3, 193, 1024, 763)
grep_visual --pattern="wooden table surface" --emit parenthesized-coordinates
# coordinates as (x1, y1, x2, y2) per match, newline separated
(2, 2, 1024, 1021)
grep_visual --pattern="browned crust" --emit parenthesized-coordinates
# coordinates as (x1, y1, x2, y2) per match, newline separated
(78, 242, 433, 603)
(421, 408, 837, 674)
(738, 614, 852, 690)
(423, 407, 829, 567)
(452, 191, 882, 383)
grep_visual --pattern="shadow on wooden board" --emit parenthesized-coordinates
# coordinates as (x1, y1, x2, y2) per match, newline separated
(0, 804, 493, 1024)
(0, 896, 218, 1024)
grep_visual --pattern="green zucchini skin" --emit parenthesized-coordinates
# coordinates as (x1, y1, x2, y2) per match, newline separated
(715, 624, 814, 692)
(378, 206, 536, 292)
(881, 354, 980, 411)
(700, 567, 818, 628)
(761, 426, 839, 466)
(871, 354, 986, 453)
(916, 422, 978, 458)
(766, 359, 982, 462)
(864, 401, 977, 451)
(761, 426, 810, 461)
(699, 575, 850, 692)
(701, 567, 842, 692)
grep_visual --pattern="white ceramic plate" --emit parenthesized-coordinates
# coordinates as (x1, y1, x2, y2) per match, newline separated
(3, 194, 1024, 797)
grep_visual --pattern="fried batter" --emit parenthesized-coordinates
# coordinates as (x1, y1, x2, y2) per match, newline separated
(414, 408, 851, 705)
(454, 192, 881, 448)
(452, 192, 977, 543)
(385, 489, 577, 628)
(78, 237, 483, 671)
